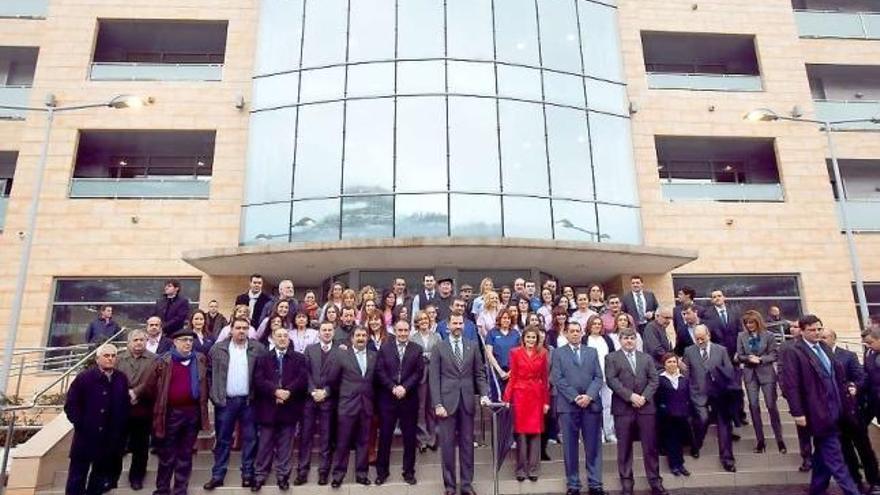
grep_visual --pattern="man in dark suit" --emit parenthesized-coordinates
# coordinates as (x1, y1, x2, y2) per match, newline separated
(551, 321, 606, 495)
(643, 306, 676, 369)
(296, 321, 339, 486)
(375, 320, 425, 485)
(823, 328, 880, 494)
(410, 273, 440, 325)
(605, 328, 667, 495)
(703, 290, 746, 427)
(152, 279, 190, 335)
(328, 326, 377, 488)
(865, 327, 880, 423)
(429, 313, 490, 495)
(779, 319, 813, 472)
(620, 275, 658, 333)
(252, 327, 308, 491)
(144, 316, 173, 355)
(674, 303, 701, 357)
(780, 314, 861, 495)
(65, 343, 130, 495)
(683, 324, 736, 472)
(235, 274, 272, 328)
(672, 286, 703, 340)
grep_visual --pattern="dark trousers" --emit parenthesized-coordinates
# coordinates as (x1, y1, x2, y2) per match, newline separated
(744, 379, 783, 445)
(108, 415, 152, 486)
(212, 396, 257, 481)
(155, 407, 199, 495)
(692, 398, 734, 464)
(613, 413, 662, 493)
(66, 456, 111, 495)
(255, 423, 295, 483)
(659, 414, 690, 470)
(558, 409, 602, 490)
(298, 401, 334, 478)
(332, 413, 371, 481)
(810, 434, 861, 495)
(840, 418, 880, 486)
(438, 405, 477, 492)
(797, 424, 814, 462)
(376, 401, 418, 478)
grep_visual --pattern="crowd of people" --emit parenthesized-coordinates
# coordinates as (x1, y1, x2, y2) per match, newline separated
(65, 274, 880, 495)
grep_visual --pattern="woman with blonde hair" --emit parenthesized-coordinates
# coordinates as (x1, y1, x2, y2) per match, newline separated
(477, 290, 501, 336)
(470, 277, 495, 318)
(736, 309, 785, 454)
(410, 310, 442, 452)
(319, 282, 344, 322)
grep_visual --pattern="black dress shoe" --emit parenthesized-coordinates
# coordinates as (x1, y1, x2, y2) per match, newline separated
(250, 481, 263, 492)
(129, 480, 144, 491)
(528, 476, 538, 482)
(777, 441, 787, 454)
(419, 445, 428, 453)
(651, 487, 669, 495)
(403, 474, 417, 485)
(516, 475, 525, 482)
(318, 474, 329, 485)
(679, 467, 691, 477)
(331, 479, 343, 488)
(588, 489, 607, 495)
(355, 476, 371, 486)
(690, 448, 700, 459)
(566, 489, 580, 495)
(375, 476, 387, 486)
(671, 468, 682, 477)
(732, 432, 741, 442)
(278, 479, 290, 491)
(541, 451, 551, 461)
(753, 442, 766, 453)
(293, 475, 307, 486)
(203, 479, 224, 491)
(723, 463, 737, 473)
(242, 478, 254, 488)
(461, 490, 475, 495)
(799, 460, 812, 472)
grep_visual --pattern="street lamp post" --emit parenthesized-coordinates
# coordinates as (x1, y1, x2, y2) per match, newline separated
(555, 218, 611, 242)
(0, 94, 151, 398)
(744, 108, 880, 328)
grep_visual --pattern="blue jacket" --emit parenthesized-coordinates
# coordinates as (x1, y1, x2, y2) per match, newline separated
(437, 319, 479, 343)
(550, 344, 603, 414)
(85, 317, 121, 344)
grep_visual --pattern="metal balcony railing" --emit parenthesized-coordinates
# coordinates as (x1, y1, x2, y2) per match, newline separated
(794, 10, 880, 40)
(69, 177, 211, 199)
(0, 86, 31, 120)
(89, 62, 223, 82)
(836, 200, 880, 232)
(647, 72, 763, 92)
(662, 182, 785, 202)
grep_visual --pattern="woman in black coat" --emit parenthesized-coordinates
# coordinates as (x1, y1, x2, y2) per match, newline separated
(657, 352, 692, 477)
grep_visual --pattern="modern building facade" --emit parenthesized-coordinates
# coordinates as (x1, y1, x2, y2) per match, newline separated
(0, 0, 878, 368)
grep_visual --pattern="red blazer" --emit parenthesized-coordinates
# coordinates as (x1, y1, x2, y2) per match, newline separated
(503, 346, 550, 434)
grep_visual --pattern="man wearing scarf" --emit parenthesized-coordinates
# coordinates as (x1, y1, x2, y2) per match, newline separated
(146, 328, 210, 495)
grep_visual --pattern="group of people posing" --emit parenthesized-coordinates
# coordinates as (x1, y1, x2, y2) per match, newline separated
(65, 274, 880, 495)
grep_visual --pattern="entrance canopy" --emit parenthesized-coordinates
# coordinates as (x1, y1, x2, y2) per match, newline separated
(183, 237, 697, 286)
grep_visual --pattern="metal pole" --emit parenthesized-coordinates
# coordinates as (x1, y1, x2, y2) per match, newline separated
(825, 123, 871, 327)
(0, 358, 26, 495)
(0, 107, 54, 397)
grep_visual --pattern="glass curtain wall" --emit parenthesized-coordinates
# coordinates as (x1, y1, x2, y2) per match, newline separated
(244, 0, 639, 245)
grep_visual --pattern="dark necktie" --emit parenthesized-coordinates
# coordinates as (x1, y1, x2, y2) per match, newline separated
(700, 347, 708, 362)
(572, 345, 581, 365)
(276, 352, 284, 381)
(453, 340, 463, 371)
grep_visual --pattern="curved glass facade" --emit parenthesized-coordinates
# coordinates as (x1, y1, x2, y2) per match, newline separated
(243, 0, 640, 245)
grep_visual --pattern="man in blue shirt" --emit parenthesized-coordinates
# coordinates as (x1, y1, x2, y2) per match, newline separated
(437, 298, 479, 342)
(85, 305, 121, 345)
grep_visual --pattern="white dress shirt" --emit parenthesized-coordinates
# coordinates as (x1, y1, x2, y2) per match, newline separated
(226, 341, 250, 397)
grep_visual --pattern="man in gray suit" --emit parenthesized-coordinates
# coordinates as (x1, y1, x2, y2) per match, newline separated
(643, 306, 676, 369)
(551, 321, 606, 495)
(683, 324, 736, 472)
(429, 313, 490, 495)
(327, 327, 377, 488)
(605, 328, 667, 495)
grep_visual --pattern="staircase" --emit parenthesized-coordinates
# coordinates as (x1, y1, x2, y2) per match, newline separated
(36, 407, 819, 495)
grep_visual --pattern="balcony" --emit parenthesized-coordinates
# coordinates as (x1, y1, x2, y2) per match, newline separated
(656, 136, 784, 202)
(0, 85, 29, 120)
(0, 46, 38, 119)
(642, 32, 762, 92)
(837, 200, 880, 231)
(808, 64, 880, 130)
(794, 10, 880, 39)
(0, 181, 8, 231)
(71, 130, 215, 199)
(0, 152, 13, 231)
(91, 20, 227, 82)
(829, 158, 880, 231)
(0, 0, 48, 19)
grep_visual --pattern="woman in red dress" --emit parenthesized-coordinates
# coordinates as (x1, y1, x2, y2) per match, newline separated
(503, 324, 550, 482)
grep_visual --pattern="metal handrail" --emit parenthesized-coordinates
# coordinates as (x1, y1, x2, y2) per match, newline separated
(0, 327, 129, 491)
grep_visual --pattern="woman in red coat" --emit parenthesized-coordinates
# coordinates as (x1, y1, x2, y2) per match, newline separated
(503, 325, 550, 482)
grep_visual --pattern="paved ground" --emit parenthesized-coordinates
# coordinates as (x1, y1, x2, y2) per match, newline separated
(672, 486, 824, 494)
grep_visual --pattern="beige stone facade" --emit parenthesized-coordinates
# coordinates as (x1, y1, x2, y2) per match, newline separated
(0, 0, 875, 396)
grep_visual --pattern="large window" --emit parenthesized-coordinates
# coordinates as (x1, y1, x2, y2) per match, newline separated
(853, 283, 880, 328)
(47, 278, 200, 347)
(672, 274, 802, 321)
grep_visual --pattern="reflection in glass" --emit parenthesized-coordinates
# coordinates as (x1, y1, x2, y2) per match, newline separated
(448, 97, 499, 193)
(497, 64, 542, 102)
(537, 0, 582, 73)
(246, 109, 296, 203)
(344, 99, 393, 194)
(396, 193, 448, 237)
(397, 0, 444, 59)
(294, 103, 343, 198)
(396, 97, 447, 193)
(552, 200, 599, 241)
(299, 67, 345, 103)
(397, 61, 445, 95)
(597, 203, 642, 244)
(448, 61, 495, 96)
(504, 196, 552, 239)
(447, 0, 494, 60)
(301, 0, 347, 68)
(255, 0, 303, 75)
(342, 195, 393, 239)
(546, 106, 592, 200)
(579, 1, 624, 81)
(499, 101, 548, 195)
(450, 194, 501, 237)
(544, 71, 585, 108)
(589, 112, 638, 205)
(348, 0, 395, 62)
(494, 0, 539, 65)
(346, 63, 394, 98)
(242, 202, 292, 244)
(253, 73, 299, 111)
(584, 79, 628, 115)
(291, 198, 341, 241)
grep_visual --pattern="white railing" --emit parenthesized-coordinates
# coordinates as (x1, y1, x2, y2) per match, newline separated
(662, 182, 785, 202)
(0, 86, 31, 120)
(89, 62, 223, 81)
(794, 10, 880, 40)
(69, 177, 211, 199)
(647, 72, 763, 92)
